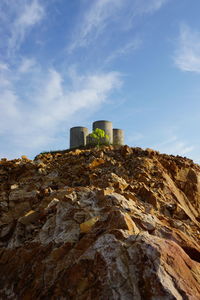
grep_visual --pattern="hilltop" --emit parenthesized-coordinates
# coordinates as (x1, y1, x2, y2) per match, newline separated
(0, 145, 200, 299)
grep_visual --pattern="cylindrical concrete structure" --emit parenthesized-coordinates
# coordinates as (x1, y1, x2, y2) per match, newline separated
(93, 120, 113, 144)
(70, 127, 89, 148)
(113, 129, 124, 146)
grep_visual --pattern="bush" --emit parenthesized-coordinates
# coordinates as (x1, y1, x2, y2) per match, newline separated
(87, 128, 110, 147)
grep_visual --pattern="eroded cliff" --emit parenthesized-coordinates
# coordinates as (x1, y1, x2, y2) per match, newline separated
(0, 146, 200, 299)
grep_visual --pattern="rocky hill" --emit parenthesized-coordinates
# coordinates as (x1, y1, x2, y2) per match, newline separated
(0, 145, 200, 299)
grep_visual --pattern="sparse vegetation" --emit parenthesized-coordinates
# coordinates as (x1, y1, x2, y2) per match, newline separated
(87, 128, 110, 147)
(36, 129, 111, 159)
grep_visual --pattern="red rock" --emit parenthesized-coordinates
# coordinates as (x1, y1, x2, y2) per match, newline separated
(0, 146, 199, 298)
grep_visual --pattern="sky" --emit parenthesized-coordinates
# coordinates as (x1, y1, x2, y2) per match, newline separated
(1, 0, 200, 162)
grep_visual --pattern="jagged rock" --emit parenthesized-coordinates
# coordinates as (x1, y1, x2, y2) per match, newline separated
(80, 216, 100, 233)
(0, 146, 199, 299)
(18, 210, 40, 225)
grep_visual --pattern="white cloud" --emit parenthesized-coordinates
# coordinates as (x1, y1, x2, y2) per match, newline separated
(0, 63, 122, 158)
(17, 0, 44, 26)
(0, 91, 20, 133)
(0, 1, 124, 158)
(0, 62, 10, 87)
(127, 132, 144, 144)
(105, 39, 142, 64)
(134, 0, 170, 15)
(32, 69, 121, 128)
(174, 24, 200, 73)
(155, 135, 194, 156)
(2, 0, 45, 54)
(69, 0, 124, 51)
(0, 62, 9, 71)
(69, 0, 169, 52)
(18, 57, 36, 73)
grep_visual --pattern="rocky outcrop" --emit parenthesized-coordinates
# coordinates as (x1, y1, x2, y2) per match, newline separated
(0, 146, 200, 299)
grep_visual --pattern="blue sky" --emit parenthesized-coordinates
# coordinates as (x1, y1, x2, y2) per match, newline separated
(1, 0, 200, 162)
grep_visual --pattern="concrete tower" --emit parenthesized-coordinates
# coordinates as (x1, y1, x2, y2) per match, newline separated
(93, 120, 113, 144)
(70, 127, 89, 149)
(113, 129, 124, 145)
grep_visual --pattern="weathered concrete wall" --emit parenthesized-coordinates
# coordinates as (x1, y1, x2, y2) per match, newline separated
(113, 129, 124, 145)
(70, 127, 89, 148)
(93, 120, 113, 144)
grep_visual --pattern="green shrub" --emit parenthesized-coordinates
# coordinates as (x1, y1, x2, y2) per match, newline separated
(87, 128, 110, 147)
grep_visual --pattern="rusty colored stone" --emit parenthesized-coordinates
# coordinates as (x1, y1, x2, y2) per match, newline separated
(0, 146, 199, 299)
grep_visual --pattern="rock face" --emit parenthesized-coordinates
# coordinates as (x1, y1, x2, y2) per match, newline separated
(0, 146, 200, 299)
